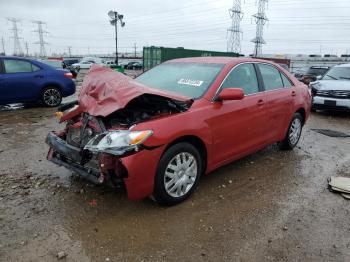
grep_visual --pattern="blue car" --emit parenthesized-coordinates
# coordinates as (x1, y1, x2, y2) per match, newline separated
(0, 56, 76, 107)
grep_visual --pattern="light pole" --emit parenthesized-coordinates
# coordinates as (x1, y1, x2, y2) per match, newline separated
(108, 10, 125, 66)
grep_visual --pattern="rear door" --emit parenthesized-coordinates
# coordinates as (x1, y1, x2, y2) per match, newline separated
(256, 63, 295, 143)
(0, 58, 45, 103)
(209, 63, 268, 165)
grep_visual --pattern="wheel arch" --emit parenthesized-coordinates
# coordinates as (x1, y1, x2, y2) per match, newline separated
(163, 135, 208, 174)
(295, 107, 306, 125)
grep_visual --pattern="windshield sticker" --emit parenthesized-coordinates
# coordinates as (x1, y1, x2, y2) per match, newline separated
(177, 78, 204, 87)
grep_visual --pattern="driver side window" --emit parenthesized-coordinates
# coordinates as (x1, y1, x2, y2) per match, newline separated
(221, 63, 259, 95)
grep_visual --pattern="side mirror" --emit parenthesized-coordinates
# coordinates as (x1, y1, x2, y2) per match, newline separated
(316, 75, 322, 80)
(217, 88, 244, 101)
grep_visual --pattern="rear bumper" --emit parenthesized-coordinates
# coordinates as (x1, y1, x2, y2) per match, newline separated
(312, 96, 350, 111)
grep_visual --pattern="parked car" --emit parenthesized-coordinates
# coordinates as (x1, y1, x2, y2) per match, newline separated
(301, 66, 330, 85)
(71, 60, 95, 70)
(62, 59, 79, 69)
(104, 61, 117, 68)
(310, 63, 350, 111)
(0, 56, 75, 107)
(125, 61, 142, 70)
(46, 58, 311, 205)
(132, 62, 143, 70)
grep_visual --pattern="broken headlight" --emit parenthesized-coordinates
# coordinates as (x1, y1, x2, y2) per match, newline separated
(84, 130, 153, 155)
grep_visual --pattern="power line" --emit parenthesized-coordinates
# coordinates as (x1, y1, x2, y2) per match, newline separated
(251, 0, 269, 56)
(7, 17, 23, 56)
(33, 20, 48, 57)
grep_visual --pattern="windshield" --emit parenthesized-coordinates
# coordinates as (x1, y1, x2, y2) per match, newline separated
(322, 67, 350, 80)
(306, 68, 329, 76)
(136, 62, 224, 99)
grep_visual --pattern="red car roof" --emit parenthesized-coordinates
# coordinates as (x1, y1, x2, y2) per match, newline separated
(165, 57, 274, 66)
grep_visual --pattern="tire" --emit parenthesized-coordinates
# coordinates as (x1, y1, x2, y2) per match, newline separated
(279, 112, 303, 150)
(153, 142, 203, 205)
(41, 86, 62, 107)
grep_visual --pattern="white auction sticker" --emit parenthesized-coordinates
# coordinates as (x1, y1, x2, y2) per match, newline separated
(177, 78, 204, 87)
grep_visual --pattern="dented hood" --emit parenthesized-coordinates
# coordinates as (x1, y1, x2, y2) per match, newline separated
(78, 65, 192, 117)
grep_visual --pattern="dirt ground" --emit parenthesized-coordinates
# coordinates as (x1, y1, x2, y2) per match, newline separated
(1, 76, 350, 261)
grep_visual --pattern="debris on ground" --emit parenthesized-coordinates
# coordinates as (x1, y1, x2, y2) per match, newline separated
(57, 251, 67, 259)
(328, 176, 350, 199)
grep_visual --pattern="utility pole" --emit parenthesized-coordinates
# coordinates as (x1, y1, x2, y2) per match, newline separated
(227, 0, 243, 54)
(25, 41, 29, 56)
(32, 20, 48, 58)
(1, 37, 5, 55)
(251, 0, 269, 57)
(7, 17, 23, 56)
(133, 43, 137, 58)
(108, 10, 125, 65)
(68, 46, 72, 57)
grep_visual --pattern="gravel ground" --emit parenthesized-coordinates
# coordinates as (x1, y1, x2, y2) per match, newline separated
(0, 71, 350, 261)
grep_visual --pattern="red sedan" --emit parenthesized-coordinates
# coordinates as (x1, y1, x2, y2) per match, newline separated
(46, 57, 311, 205)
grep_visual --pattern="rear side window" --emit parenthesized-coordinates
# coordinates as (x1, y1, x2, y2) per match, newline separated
(221, 63, 259, 95)
(258, 64, 284, 91)
(4, 59, 34, 73)
(280, 73, 293, 87)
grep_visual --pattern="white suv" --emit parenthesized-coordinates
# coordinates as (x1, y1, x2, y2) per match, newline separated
(311, 64, 350, 111)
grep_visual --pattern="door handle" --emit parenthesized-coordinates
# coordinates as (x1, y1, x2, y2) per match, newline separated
(291, 91, 296, 97)
(34, 75, 44, 78)
(257, 99, 265, 106)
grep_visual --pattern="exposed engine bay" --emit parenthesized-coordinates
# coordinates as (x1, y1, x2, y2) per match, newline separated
(103, 94, 193, 128)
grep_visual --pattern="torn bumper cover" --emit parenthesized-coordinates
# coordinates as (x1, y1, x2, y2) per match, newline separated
(46, 132, 126, 187)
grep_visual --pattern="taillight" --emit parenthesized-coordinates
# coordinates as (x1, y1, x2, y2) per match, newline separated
(64, 72, 73, 79)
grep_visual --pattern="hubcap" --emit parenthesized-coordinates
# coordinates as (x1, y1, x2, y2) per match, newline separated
(289, 118, 302, 146)
(43, 88, 61, 106)
(164, 152, 198, 198)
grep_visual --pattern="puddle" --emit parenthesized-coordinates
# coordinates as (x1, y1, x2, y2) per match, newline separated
(311, 129, 350, 138)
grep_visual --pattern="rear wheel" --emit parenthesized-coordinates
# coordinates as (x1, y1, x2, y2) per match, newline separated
(41, 86, 62, 107)
(153, 142, 202, 205)
(279, 112, 303, 150)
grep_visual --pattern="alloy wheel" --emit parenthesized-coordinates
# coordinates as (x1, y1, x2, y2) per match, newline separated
(289, 118, 302, 146)
(43, 88, 61, 107)
(163, 152, 198, 198)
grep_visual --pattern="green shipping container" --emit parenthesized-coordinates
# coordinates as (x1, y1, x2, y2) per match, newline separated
(143, 46, 240, 70)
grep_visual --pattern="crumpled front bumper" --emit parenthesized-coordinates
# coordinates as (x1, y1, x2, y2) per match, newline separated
(46, 131, 123, 187)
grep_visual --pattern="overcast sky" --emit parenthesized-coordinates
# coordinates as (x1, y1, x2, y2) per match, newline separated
(1, 0, 350, 56)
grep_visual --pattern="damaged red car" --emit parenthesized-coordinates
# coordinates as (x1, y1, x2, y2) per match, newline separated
(46, 57, 311, 205)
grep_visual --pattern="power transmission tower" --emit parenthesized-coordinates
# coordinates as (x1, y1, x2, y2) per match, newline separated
(32, 20, 48, 57)
(7, 17, 23, 56)
(133, 43, 137, 57)
(25, 41, 29, 56)
(68, 46, 72, 57)
(251, 0, 268, 57)
(1, 37, 5, 55)
(227, 0, 243, 54)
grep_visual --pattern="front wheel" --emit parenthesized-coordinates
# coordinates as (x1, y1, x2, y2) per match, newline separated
(41, 86, 62, 107)
(279, 112, 303, 150)
(153, 142, 202, 205)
